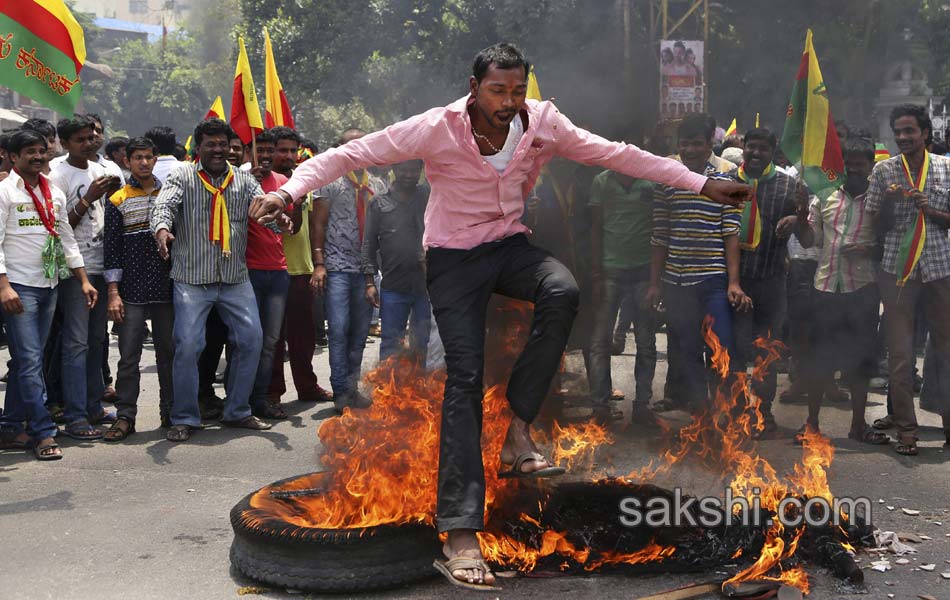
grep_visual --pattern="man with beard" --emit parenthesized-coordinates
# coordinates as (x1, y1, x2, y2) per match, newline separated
(249, 43, 749, 589)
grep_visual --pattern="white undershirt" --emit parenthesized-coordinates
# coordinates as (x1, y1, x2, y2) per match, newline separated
(483, 115, 524, 174)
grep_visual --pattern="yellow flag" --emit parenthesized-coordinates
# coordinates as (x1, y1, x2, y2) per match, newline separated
(231, 37, 264, 144)
(205, 95, 225, 120)
(725, 118, 737, 137)
(264, 29, 295, 128)
(527, 68, 542, 101)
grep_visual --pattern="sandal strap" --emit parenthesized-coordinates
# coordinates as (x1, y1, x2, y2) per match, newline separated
(444, 557, 491, 573)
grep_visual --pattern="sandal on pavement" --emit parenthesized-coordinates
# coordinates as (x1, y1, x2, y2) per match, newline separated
(104, 418, 135, 442)
(894, 440, 918, 456)
(848, 427, 889, 445)
(166, 424, 192, 442)
(432, 557, 501, 591)
(0, 431, 31, 450)
(793, 424, 819, 446)
(61, 422, 103, 441)
(298, 387, 333, 403)
(89, 410, 117, 426)
(253, 403, 288, 420)
(872, 415, 894, 430)
(34, 440, 62, 461)
(651, 398, 679, 412)
(220, 416, 273, 430)
(498, 451, 566, 479)
(610, 389, 625, 401)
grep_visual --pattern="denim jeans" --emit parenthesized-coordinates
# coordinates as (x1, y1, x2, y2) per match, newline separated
(248, 269, 290, 410)
(114, 303, 175, 423)
(379, 288, 431, 362)
(170, 281, 263, 426)
(0, 284, 58, 441)
(58, 274, 108, 425)
(325, 271, 373, 397)
(588, 266, 657, 406)
(663, 275, 736, 408)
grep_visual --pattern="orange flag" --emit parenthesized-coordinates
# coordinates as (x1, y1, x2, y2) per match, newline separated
(264, 29, 294, 129)
(230, 37, 263, 144)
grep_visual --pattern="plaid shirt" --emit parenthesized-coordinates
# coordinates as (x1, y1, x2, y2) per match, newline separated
(738, 169, 799, 279)
(865, 153, 950, 283)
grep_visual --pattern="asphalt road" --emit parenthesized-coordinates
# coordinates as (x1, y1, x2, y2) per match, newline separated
(1, 327, 948, 600)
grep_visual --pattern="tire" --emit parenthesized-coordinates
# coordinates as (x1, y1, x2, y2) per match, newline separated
(230, 474, 442, 593)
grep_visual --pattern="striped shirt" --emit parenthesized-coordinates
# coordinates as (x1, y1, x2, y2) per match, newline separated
(865, 153, 950, 283)
(738, 169, 799, 280)
(807, 189, 877, 293)
(652, 172, 741, 286)
(150, 162, 264, 285)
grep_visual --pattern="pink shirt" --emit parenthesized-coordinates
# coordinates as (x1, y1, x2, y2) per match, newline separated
(281, 95, 708, 250)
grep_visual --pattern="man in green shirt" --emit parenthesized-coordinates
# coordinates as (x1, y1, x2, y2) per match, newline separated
(588, 168, 657, 423)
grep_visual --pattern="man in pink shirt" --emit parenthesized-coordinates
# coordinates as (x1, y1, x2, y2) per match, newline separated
(251, 43, 749, 589)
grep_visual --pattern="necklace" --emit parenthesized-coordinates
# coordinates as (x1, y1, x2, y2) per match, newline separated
(471, 127, 502, 154)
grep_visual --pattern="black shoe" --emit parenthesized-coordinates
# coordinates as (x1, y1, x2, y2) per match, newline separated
(610, 338, 626, 356)
(591, 404, 623, 425)
(198, 394, 224, 421)
(316, 335, 328, 348)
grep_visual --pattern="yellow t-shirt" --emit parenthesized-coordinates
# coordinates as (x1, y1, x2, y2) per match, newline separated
(284, 196, 313, 276)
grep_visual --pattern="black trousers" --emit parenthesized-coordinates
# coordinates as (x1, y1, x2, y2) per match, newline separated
(426, 234, 579, 532)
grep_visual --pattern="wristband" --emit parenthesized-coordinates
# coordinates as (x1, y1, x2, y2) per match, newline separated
(313, 262, 325, 266)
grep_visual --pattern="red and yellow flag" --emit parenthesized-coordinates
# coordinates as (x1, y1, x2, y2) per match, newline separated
(230, 37, 263, 145)
(780, 29, 844, 200)
(263, 29, 294, 129)
(205, 95, 226, 120)
(724, 118, 738, 137)
(737, 163, 776, 250)
(895, 151, 930, 286)
(0, 0, 86, 114)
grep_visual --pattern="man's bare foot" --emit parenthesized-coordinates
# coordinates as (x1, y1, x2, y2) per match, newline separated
(443, 529, 495, 586)
(499, 416, 555, 475)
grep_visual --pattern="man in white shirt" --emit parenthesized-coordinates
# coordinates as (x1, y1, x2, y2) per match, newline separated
(0, 129, 96, 460)
(48, 115, 121, 441)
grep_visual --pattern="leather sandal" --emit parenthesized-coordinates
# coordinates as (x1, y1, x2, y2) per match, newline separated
(104, 417, 135, 442)
(433, 557, 501, 591)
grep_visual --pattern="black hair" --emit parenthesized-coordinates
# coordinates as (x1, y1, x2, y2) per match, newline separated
(677, 112, 716, 142)
(84, 113, 103, 127)
(889, 104, 932, 138)
(744, 127, 777, 149)
(125, 136, 156, 158)
(193, 118, 233, 147)
(472, 43, 530, 83)
(931, 140, 948, 155)
(674, 41, 686, 50)
(840, 134, 875, 164)
(105, 136, 129, 157)
(0, 130, 16, 152)
(255, 129, 278, 145)
(172, 144, 187, 161)
(270, 126, 301, 144)
(227, 128, 242, 142)
(22, 118, 56, 141)
(300, 137, 319, 152)
(56, 115, 95, 143)
(144, 126, 177, 155)
(8, 129, 49, 155)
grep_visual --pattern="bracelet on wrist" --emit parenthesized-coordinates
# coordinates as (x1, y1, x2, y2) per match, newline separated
(313, 262, 325, 266)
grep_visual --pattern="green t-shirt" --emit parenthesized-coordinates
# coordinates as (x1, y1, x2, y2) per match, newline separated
(284, 196, 313, 276)
(588, 170, 654, 269)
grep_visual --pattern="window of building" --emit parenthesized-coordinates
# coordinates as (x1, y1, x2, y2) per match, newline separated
(129, 0, 147, 14)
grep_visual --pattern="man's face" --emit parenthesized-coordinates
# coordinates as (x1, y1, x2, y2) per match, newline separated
(674, 45, 685, 63)
(12, 143, 49, 178)
(45, 136, 58, 161)
(393, 161, 423, 191)
(64, 127, 98, 161)
(109, 146, 129, 170)
(90, 120, 104, 153)
(892, 115, 927, 157)
(743, 138, 775, 172)
(469, 64, 528, 132)
(228, 138, 244, 166)
(255, 141, 275, 176)
(128, 148, 157, 182)
(273, 138, 299, 174)
(677, 133, 712, 168)
(198, 133, 230, 173)
(844, 152, 873, 191)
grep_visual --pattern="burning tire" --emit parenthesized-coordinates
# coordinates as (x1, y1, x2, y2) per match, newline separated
(230, 474, 442, 593)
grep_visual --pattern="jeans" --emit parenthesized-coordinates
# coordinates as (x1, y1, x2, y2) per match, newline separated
(170, 281, 263, 426)
(0, 284, 58, 441)
(114, 303, 175, 423)
(588, 266, 657, 406)
(736, 273, 787, 414)
(59, 274, 108, 425)
(663, 275, 736, 408)
(379, 288, 431, 362)
(197, 307, 228, 398)
(325, 271, 374, 397)
(426, 234, 579, 532)
(248, 269, 290, 411)
(270, 274, 322, 399)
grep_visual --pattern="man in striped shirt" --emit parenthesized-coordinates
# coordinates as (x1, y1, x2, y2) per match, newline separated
(150, 119, 274, 442)
(647, 114, 750, 410)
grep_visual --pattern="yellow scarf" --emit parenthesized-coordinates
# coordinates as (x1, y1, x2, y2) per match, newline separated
(198, 165, 236, 256)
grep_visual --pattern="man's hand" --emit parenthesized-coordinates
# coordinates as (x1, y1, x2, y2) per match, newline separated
(645, 284, 663, 311)
(728, 283, 753, 312)
(911, 190, 930, 214)
(775, 215, 798, 238)
(701, 179, 752, 207)
(249, 192, 287, 224)
(365, 283, 380, 308)
(310, 264, 328, 296)
(276, 213, 294, 233)
(85, 176, 113, 203)
(82, 281, 98, 309)
(250, 166, 265, 183)
(155, 229, 175, 260)
(107, 291, 124, 323)
(840, 243, 871, 258)
(1, 285, 23, 314)
(884, 184, 906, 203)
